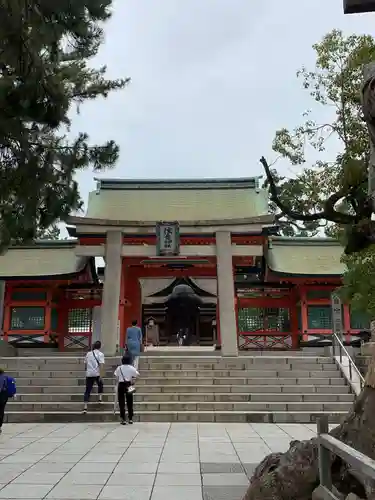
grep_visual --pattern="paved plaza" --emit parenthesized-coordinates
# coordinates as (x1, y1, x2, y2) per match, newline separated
(0, 422, 331, 500)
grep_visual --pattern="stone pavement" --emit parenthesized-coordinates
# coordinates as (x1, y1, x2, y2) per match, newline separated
(0, 422, 333, 500)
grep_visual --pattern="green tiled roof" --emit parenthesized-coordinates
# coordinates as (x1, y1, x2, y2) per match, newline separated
(85, 178, 269, 222)
(0, 241, 88, 278)
(267, 237, 345, 276)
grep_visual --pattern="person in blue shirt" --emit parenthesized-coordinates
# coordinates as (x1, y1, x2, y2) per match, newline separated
(0, 368, 16, 434)
(125, 320, 143, 370)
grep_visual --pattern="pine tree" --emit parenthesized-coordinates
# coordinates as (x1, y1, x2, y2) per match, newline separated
(0, 0, 129, 247)
(263, 30, 375, 239)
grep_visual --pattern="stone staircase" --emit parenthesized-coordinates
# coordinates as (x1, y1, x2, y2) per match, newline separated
(0, 353, 354, 424)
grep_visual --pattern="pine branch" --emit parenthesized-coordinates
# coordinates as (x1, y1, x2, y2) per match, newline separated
(260, 156, 356, 225)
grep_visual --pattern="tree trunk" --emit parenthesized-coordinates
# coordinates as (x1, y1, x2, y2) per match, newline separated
(242, 347, 375, 500)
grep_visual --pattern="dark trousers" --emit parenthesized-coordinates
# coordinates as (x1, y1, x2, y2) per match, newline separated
(118, 381, 134, 421)
(84, 377, 103, 402)
(0, 393, 8, 428)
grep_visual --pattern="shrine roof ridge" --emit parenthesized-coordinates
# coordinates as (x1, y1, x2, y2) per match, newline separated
(94, 177, 261, 191)
(268, 236, 342, 247)
(0, 240, 96, 280)
(67, 214, 274, 228)
(267, 236, 345, 277)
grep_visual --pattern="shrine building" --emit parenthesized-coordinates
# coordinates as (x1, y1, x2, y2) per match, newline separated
(0, 178, 368, 355)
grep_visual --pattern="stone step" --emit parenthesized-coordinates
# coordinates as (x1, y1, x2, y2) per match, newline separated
(5, 401, 353, 412)
(45, 349, 325, 355)
(4, 410, 347, 424)
(140, 370, 341, 378)
(14, 384, 351, 394)
(0, 360, 337, 371)
(0, 354, 333, 363)
(2, 364, 338, 374)
(142, 350, 329, 357)
(134, 377, 346, 386)
(2, 363, 337, 375)
(3, 360, 339, 370)
(14, 392, 355, 403)
(140, 359, 336, 368)
(140, 365, 338, 373)
(141, 360, 337, 367)
(13, 376, 347, 386)
(0, 352, 350, 424)
(5, 368, 342, 379)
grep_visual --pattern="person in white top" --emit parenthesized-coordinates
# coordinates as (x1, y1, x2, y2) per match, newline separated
(114, 354, 139, 425)
(83, 341, 105, 414)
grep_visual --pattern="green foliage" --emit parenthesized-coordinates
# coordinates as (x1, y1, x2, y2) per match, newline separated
(341, 249, 375, 317)
(265, 29, 375, 236)
(0, 0, 129, 247)
(36, 224, 61, 240)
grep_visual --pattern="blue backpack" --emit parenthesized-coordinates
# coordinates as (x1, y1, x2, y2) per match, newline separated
(0, 375, 16, 398)
(6, 377, 16, 397)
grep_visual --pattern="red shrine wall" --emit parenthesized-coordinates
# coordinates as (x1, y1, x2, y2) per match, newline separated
(3, 284, 55, 345)
(0, 241, 369, 351)
(2, 264, 98, 350)
(1, 278, 366, 351)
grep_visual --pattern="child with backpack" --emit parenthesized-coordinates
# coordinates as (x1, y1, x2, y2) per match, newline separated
(0, 368, 16, 433)
(114, 355, 139, 425)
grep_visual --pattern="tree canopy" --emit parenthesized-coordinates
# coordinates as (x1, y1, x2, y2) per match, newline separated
(263, 29, 375, 239)
(0, 0, 129, 247)
(261, 29, 375, 318)
(36, 224, 61, 240)
(246, 32, 375, 497)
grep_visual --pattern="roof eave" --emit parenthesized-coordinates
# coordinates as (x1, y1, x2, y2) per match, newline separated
(94, 177, 262, 191)
(2, 269, 87, 281)
(267, 267, 343, 279)
(2, 240, 77, 251)
(0, 253, 93, 281)
(67, 214, 275, 228)
(268, 236, 342, 247)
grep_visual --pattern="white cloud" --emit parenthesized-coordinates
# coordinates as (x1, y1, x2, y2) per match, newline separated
(69, 0, 375, 211)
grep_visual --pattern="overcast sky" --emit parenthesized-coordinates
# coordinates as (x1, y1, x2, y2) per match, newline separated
(71, 0, 375, 211)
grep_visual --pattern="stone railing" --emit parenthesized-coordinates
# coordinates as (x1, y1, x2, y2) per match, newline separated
(315, 416, 375, 500)
(332, 333, 365, 395)
(354, 354, 369, 377)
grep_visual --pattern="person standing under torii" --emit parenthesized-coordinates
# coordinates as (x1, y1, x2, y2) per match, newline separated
(146, 318, 159, 346)
(124, 319, 143, 370)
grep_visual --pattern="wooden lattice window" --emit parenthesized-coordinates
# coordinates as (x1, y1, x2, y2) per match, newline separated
(307, 305, 332, 329)
(238, 308, 263, 332)
(68, 309, 93, 333)
(10, 307, 45, 330)
(238, 308, 290, 332)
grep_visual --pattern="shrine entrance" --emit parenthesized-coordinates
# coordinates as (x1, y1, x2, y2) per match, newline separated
(141, 277, 217, 346)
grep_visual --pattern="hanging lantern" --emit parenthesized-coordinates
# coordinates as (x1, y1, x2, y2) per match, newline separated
(344, 0, 375, 13)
